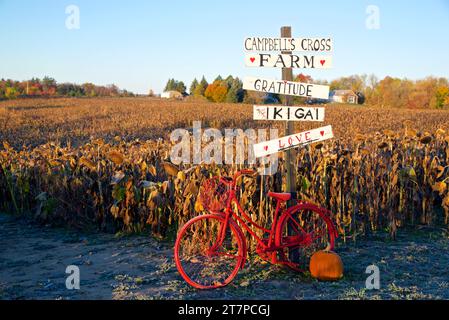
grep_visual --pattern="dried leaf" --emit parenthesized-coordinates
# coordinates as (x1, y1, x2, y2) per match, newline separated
(79, 157, 96, 171)
(162, 161, 179, 176)
(108, 150, 125, 165)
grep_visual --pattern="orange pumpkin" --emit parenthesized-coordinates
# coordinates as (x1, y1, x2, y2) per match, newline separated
(309, 250, 344, 281)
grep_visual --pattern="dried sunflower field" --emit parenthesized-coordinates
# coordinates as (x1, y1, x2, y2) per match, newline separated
(1, 97, 449, 244)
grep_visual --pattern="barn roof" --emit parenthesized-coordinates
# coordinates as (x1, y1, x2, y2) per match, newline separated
(331, 90, 357, 96)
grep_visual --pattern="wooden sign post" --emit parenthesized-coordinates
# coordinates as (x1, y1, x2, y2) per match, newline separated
(281, 26, 298, 264)
(281, 26, 296, 209)
(243, 27, 334, 264)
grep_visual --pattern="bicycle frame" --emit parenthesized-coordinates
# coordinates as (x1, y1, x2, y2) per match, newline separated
(220, 188, 281, 250)
(211, 171, 338, 264)
(211, 173, 285, 260)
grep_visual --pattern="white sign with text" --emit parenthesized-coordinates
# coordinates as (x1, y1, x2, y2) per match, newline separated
(245, 54, 332, 69)
(243, 77, 330, 100)
(253, 105, 325, 121)
(244, 37, 333, 52)
(254, 125, 334, 158)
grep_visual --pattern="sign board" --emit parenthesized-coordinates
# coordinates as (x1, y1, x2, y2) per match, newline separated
(253, 125, 334, 158)
(243, 76, 330, 100)
(245, 53, 332, 69)
(244, 37, 333, 52)
(253, 105, 325, 122)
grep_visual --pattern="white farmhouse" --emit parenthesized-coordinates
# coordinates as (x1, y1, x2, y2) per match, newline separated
(161, 91, 183, 99)
(330, 90, 359, 104)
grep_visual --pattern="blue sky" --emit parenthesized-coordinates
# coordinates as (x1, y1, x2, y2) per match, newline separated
(0, 0, 448, 94)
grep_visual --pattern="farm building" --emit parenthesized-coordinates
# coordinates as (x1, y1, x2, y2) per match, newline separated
(161, 90, 183, 99)
(330, 90, 359, 104)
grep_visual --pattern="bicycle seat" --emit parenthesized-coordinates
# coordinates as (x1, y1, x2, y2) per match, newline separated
(267, 192, 291, 202)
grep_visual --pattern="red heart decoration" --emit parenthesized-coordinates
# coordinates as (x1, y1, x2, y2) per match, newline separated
(320, 60, 326, 66)
(264, 146, 268, 151)
(320, 131, 325, 136)
(250, 57, 256, 63)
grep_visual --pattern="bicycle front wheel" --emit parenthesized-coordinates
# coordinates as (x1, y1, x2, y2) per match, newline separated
(174, 214, 245, 289)
(275, 203, 336, 272)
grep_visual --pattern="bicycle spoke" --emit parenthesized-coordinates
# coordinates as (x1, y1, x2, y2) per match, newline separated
(287, 216, 302, 234)
(175, 215, 244, 289)
(310, 229, 326, 242)
(277, 205, 335, 272)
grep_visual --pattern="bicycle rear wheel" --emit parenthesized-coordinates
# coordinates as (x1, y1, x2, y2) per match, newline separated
(174, 214, 245, 289)
(275, 203, 336, 272)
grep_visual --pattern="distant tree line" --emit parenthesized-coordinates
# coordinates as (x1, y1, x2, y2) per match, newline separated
(164, 75, 246, 103)
(0, 77, 135, 100)
(164, 73, 449, 109)
(326, 74, 449, 109)
(164, 79, 187, 95)
(165, 74, 328, 105)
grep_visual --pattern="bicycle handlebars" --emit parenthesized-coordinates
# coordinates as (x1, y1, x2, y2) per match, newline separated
(217, 170, 258, 189)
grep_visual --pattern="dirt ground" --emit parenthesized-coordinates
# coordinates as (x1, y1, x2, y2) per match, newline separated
(1, 213, 448, 300)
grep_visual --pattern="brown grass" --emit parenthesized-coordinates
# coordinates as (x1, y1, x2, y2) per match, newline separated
(2, 97, 449, 147)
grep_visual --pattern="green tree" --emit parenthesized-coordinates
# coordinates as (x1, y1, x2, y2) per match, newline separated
(224, 75, 234, 87)
(176, 81, 187, 94)
(193, 76, 208, 97)
(164, 78, 175, 92)
(225, 78, 243, 103)
(190, 78, 199, 95)
(164, 78, 186, 94)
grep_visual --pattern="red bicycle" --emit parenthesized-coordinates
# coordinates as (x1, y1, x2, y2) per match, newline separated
(174, 170, 338, 289)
